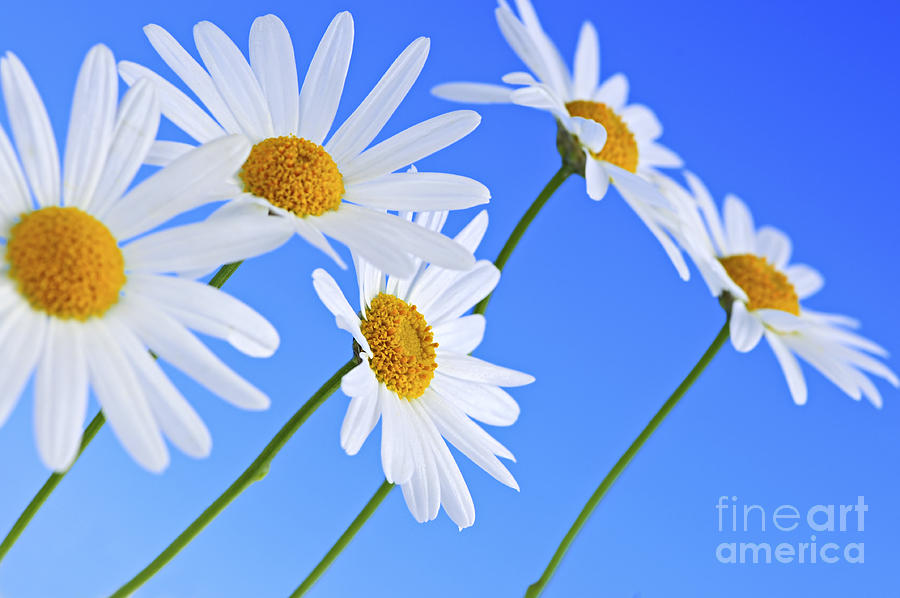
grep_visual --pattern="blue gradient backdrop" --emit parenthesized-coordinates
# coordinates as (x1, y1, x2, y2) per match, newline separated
(1, 1, 898, 596)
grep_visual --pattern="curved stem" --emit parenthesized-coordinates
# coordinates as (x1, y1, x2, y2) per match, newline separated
(524, 320, 731, 597)
(473, 164, 572, 315)
(109, 357, 358, 598)
(0, 262, 243, 568)
(290, 480, 394, 598)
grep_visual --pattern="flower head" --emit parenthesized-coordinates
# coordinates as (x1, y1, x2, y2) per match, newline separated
(0, 45, 282, 472)
(312, 210, 534, 528)
(657, 171, 898, 407)
(432, 0, 688, 279)
(120, 12, 489, 278)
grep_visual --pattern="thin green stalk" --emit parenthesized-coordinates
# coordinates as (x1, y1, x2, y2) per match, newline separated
(524, 319, 731, 597)
(473, 164, 573, 315)
(290, 480, 394, 598)
(0, 262, 243, 568)
(110, 357, 358, 598)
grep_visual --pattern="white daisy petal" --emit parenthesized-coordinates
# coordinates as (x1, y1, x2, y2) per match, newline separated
(423, 261, 499, 324)
(103, 135, 250, 237)
(400, 412, 441, 522)
(316, 205, 475, 275)
(340, 110, 481, 184)
(142, 23, 242, 133)
(123, 212, 293, 274)
(126, 274, 279, 358)
(311, 268, 370, 353)
(420, 391, 518, 489)
(639, 141, 683, 168)
(684, 171, 727, 256)
(341, 361, 378, 399)
(436, 352, 534, 387)
(432, 315, 485, 355)
(326, 37, 429, 165)
(118, 60, 226, 143)
(0, 123, 31, 220)
(89, 79, 160, 215)
(250, 14, 301, 136)
(431, 82, 512, 104)
(785, 264, 824, 299)
(756, 309, 805, 332)
(730, 301, 764, 352)
(33, 319, 89, 471)
(342, 385, 381, 455)
(345, 172, 490, 211)
(594, 73, 629, 111)
(584, 157, 610, 200)
(63, 44, 117, 209)
(193, 20, 273, 138)
(620, 104, 662, 140)
(494, 3, 555, 94)
(119, 295, 270, 411)
(571, 116, 607, 155)
(572, 21, 599, 100)
(723, 194, 756, 254)
(144, 140, 194, 168)
(0, 305, 46, 428)
(108, 314, 212, 458)
(379, 385, 414, 484)
(764, 331, 808, 406)
(411, 399, 474, 529)
(353, 254, 384, 309)
(0, 52, 60, 208)
(297, 11, 354, 144)
(84, 319, 169, 472)
(501, 71, 539, 86)
(452, 209, 489, 254)
(430, 372, 519, 427)
(755, 226, 793, 269)
(290, 216, 346, 269)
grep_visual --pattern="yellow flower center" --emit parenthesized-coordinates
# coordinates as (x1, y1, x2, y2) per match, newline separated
(360, 293, 438, 400)
(239, 135, 344, 217)
(6, 207, 126, 320)
(565, 100, 639, 173)
(719, 254, 799, 315)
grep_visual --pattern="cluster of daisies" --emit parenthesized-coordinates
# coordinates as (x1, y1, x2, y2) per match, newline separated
(0, 0, 895, 539)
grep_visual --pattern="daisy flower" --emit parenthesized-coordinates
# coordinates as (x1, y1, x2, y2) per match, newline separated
(312, 210, 533, 528)
(0, 45, 286, 472)
(656, 171, 898, 407)
(432, 0, 689, 279)
(118, 12, 487, 278)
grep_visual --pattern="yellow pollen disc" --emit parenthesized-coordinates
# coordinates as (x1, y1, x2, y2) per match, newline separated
(360, 293, 438, 400)
(239, 135, 344, 217)
(6, 207, 125, 320)
(719, 254, 800, 315)
(565, 100, 639, 173)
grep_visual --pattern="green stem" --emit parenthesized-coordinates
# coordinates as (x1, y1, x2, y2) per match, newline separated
(473, 165, 572, 315)
(524, 319, 731, 597)
(109, 357, 358, 598)
(290, 480, 394, 598)
(0, 262, 243, 568)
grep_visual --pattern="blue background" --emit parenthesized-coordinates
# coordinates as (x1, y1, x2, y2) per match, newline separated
(1, 0, 898, 596)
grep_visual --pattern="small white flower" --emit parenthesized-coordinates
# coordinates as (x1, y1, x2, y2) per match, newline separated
(0, 45, 281, 472)
(432, 0, 688, 279)
(312, 210, 534, 528)
(657, 171, 898, 407)
(119, 12, 487, 278)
